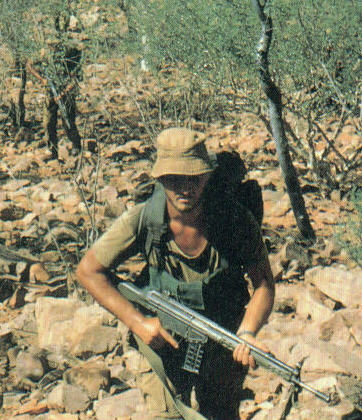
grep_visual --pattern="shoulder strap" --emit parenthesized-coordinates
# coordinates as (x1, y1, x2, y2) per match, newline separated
(137, 182, 168, 269)
(135, 336, 207, 420)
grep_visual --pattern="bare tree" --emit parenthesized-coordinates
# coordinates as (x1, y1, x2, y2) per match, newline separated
(252, 0, 315, 241)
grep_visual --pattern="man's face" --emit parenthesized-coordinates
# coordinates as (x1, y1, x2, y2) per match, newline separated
(158, 174, 210, 213)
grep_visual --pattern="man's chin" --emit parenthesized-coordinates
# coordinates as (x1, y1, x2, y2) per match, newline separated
(175, 199, 197, 212)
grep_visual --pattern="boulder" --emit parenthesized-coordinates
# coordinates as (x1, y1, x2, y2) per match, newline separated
(296, 285, 334, 322)
(0, 325, 13, 356)
(3, 179, 31, 192)
(0, 204, 27, 221)
(288, 340, 346, 374)
(97, 185, 118, 203)
(73, 303, 116, 327)
(9, 303, 37, 334)
(305, 265, 362, 308)
(318, 312, 353, 346)
(288, 397, 355, 420)
(47, 383, 90, 413)
(15, 350, 46, 382)
(35, 298, 120, 355)
(70, 324, 120, 357)
(94, 388, 146, 420)
(35, 297, 83, 350)
(273, 283, 304, 314)
(64, 360, 111, 399)
(290, 335, 362, 377)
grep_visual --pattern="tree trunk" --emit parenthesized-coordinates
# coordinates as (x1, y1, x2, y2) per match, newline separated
(10, 58, 27, 128)
(17, 60, 27, 127)
(252, 0, 315, 241)
(43, 92, 59, 159)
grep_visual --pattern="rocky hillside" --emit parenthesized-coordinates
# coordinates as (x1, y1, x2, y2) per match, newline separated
(0, 59, 361, 420)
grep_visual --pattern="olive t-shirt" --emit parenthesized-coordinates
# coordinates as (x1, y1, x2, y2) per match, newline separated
(92, 203, 267, 283)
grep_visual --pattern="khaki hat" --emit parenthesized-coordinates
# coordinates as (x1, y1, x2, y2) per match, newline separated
(151, 127, 214, 178)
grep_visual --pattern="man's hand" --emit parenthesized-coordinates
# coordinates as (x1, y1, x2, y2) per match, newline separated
(232, 334, 271, 369)
(132, 317, 179, 350)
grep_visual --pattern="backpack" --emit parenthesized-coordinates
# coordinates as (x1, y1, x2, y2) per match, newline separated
(137, 150, 264, 264)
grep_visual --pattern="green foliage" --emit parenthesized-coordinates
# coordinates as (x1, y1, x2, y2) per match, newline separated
(128, 0, 259, 85)
(270, 0, 361, 117)
(0, 0, 38, 59)
(336, 188, 362, 267)
(127, 0, 360, 119)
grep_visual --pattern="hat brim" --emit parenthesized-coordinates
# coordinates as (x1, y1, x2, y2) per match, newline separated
(151, 157, 213, 178)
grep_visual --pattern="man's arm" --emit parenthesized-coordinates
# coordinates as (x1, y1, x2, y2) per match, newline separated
(233, 251, 275, 368)
(76, 249, 178, 350)
(26, 61, 47, 86)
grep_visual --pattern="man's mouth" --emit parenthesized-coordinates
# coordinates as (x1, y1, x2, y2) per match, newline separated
(177, 194, 193, 202)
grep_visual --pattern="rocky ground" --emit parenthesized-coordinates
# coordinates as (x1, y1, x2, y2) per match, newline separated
(0, 59, 361, 420)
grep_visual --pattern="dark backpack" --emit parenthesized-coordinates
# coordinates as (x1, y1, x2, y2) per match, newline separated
(137, 150, 264, 264)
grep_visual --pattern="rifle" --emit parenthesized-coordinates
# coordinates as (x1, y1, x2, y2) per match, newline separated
(46, 78, 71, 130)
(118, 282, 331, 403)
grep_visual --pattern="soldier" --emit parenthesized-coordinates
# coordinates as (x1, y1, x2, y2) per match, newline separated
(77, 127, 275, 420)
(27, 12, 82, 159)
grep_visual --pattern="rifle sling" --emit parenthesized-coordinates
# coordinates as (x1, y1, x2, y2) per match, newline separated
(134, 335, 208, 420)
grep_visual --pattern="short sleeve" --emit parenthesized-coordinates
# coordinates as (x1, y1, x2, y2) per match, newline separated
(92, 203, 145, 268)
(235, 207, 267, 269)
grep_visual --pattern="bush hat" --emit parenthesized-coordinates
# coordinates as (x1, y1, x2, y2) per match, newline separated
(151, 127, 214, 178)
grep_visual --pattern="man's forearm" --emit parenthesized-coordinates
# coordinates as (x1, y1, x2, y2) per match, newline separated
(237, 285, 274, 336)
(76, 249, 179, 349)
(76, 255, 145, 331)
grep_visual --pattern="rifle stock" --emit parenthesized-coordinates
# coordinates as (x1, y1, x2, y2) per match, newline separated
(118, 282, 331, 403)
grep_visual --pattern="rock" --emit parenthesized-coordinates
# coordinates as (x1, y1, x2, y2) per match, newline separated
(319, 239, 342, 260)
(29, 263, 51, 283)
(8, 286, 27, 309)
(0, 326, 13, 356)
(70, 324, 120, 357)
(3, 179, 31, 192)
(93, 388, 145, 420)
(288, 396, 355, 420)
(293, 335, 362, 377)
(40, 251, 62, 263)
(35, 298, 120, 355)
(285, 241, 312, 267)
(0, 204, 27, 221)
(337, 376, 362, 410)
(267, 252, 283, 282)
(64, 360, 111, 399)
(237, 132, 265, 154)
(296, 285, 334, 322)
(239, 399, 259, 420)
(47, 383, 90, 413)
(2, 391, 28, 409)
(8, 347, 21, 367)
(37, 414, 79, 420)
(104, 199, 126, 218)
(73, 304, 116, 327)
(61, 193, 82, 213)
(318, 312, 353, 346)
(15, 350, 46, 382)
(97, 186, 118, 203)
(9, 303, 37, 334)
(305, 265, 362, 308)
(288, 340, 346, 374)
(273, 283, 303, 314)
(350, 324, 362, 346)
(15, 261, 28, 279)
(263, 193, 291, 218)
(35, 297, 83, 350)
(13, 398, 48, 416)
